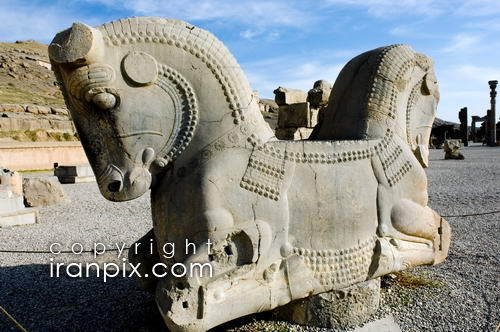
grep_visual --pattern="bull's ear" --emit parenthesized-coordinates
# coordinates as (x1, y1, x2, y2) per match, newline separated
(49, 22, 104, 66)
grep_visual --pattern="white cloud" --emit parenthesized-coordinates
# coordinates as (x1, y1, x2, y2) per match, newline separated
(242, 56, 344, 98)
(85, 0, 313, 28)
(441, 33, 481, 53)
(447, 65, 500, 84)
(239, 28, 280, 41)
(323, 0, 450, 18)
(436, 64, 500, 121)
(324, 0, 500, 19)
(454, 0, 500, 17)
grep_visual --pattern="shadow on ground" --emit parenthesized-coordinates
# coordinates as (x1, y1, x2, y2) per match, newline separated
(0, 264, 166, 331)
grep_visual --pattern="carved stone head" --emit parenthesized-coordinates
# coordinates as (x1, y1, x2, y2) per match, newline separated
(49, 23, 198, 201)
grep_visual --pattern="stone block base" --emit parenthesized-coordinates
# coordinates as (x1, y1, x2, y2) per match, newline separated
(275, 278, 381, 329)
(0, 208, 37, 227)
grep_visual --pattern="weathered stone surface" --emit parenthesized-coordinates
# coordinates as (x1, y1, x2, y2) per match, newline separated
(277, 102, 318, 128)
(258, 98, 279, 130)
(22, 177, 67, 207)
(444, 139, 464, 159)
(0, 168, 38, 227)
(274, 86, 307, 105)
(0, 207, 37, 227)
(0, 167, 23, 196)
(0, 190, 25, 214)
(25, 104, 50, 115)
(50, 107, 69, 115)
(0, 141, 88, 171)
(276, 278, 381, 328)
(0, 104, 25, 113)
(50, 18, 450, 331)
(308, 79, 332, 109)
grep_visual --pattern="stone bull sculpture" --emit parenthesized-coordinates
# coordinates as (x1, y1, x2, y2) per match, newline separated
(49, 17, 450, 331)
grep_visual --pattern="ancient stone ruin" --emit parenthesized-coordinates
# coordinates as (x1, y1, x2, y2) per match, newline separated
(54, 163, 95, 183)
(273, 80, 332, 140)
(469, 80, 499, 146)
(443, 139, 465, 160)
(49, 18, 451, 331)
(22, 176, 67, 207)
(459, 107, 468, 146)
(487, 80, 497, 146)
(0, 168, 37, 227)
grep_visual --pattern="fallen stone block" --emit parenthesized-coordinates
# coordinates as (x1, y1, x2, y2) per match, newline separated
(278, 102, 319, 128)
(273, 87, 307, 106)
(0, 191, 25, 214)
(0, 168, 23, 196)
(444, 139, 464, 160)
(0, 207, 38, 227)
(23, 177, 67, 207)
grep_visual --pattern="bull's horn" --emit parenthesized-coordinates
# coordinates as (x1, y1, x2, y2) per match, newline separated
(49, 22, 104, 65)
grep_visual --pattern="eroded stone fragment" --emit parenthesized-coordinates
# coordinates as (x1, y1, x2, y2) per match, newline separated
(444, 139, 464, 159)
(23, 177, 67, 207)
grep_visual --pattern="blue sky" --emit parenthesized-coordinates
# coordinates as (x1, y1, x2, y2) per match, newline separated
(1, 0, 499, 122)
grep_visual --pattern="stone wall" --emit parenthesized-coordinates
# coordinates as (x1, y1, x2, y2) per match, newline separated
(0, 141, 88, 170)
(0, 103, 76, 142)
(273, 80, 332, 140)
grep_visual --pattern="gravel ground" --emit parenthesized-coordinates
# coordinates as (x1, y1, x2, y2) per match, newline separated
(0, 144, 498, 331)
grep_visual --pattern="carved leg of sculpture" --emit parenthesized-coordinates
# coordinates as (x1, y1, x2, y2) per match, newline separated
(128, 228, 160, 292)
(370, 208, 451, 278)
(377, 186, 434, 246)
(275, 278, 381, 329)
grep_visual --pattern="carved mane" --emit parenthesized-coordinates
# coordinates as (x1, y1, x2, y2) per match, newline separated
(312, 44, 436, 149)
(97, 17, 254, 122)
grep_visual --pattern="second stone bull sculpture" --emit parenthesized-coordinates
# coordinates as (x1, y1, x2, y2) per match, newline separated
(49, 17, 450, 331)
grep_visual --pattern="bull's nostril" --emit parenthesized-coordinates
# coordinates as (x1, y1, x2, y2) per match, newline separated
(108, 180, 122, 192)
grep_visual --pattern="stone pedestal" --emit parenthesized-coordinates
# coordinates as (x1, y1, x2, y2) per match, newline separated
(0, 168, 23, 196)
(275, 278, 381, 329)
(54, 164, 95, 183)
(0, 185, 37, 227)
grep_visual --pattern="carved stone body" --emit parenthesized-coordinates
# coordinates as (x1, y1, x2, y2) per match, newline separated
(50, 18, 451, 331)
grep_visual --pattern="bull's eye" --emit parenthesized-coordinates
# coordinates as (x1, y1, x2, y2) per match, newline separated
(91, 92, 117, 110)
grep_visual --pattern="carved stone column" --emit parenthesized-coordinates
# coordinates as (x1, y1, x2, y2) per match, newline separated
(488, 80, 497, 146)
(471, 117, 476, 142)
(459, 107, 468, 146)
